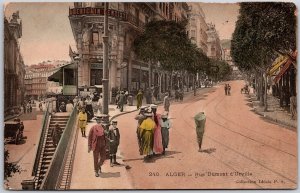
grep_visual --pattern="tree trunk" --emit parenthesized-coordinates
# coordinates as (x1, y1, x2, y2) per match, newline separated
(158, 73, 162, 101)
(259, 73, 264, 106)
(193, 74, 197, 96)
(187, 72, 189, 92)
(169, 71, 173, 97)
(263, 72, 268, 112)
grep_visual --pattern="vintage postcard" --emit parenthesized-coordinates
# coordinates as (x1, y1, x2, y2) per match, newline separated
(3, 1, 297, 190)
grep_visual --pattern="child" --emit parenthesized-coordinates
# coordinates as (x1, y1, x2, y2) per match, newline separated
(160, 112, 171, 155)
(108, 120, 120, 167)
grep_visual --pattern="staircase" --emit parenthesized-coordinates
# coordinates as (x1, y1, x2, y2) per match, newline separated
(35, 113, 70, 189)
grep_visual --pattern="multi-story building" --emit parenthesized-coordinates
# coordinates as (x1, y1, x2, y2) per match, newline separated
(206, 23, 222, 60)
(4, 11, 25, 118)
(187, 3, 208, 55)
(24, 64, 61, 99)
(68, 2, 188, 97)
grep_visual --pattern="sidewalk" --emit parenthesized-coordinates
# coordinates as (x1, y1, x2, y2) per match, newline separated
(248, 91, 297, 129)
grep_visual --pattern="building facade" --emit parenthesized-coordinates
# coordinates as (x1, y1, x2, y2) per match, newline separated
(4, 12, 25, 118)
(187, 3, 208, 55)
(25, 64, 61, 100)
(68, 2, 188, 98)
(206, 23, 222, 60)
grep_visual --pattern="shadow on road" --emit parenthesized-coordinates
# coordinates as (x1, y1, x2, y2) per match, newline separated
(145, 150, 182, 163)
(99, 172, 121, 178)
(199, 148, 216, 154)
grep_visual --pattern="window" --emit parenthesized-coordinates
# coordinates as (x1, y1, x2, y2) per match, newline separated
(90, 69, 103, 86)
(64, 69, 75, 85)
(91, 32, 100, 45)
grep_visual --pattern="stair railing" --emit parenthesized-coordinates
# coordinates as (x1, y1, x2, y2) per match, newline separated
(41, 107, 77, 190)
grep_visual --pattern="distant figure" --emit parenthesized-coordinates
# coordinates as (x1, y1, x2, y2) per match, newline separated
(136, 90, 143, 109)
(78, 108, 87, 137)
(39, 102, 43, 111)
(108, 120, 120, 167)
(52, 123, 63, 148)
(224, 84, 228, 95)
(59, 102, 66, 112)
(118, 91, 125, 112)
(227, 84, 231, 95)
(88, 117, 106, 177)
(85, 96, 94, 122)
(66, 100, 74, 113)
(163, 92, 170, 112)
(97, 95, 103, 114)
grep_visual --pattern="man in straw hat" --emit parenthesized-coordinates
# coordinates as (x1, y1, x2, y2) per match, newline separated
(88, 117, 106, 177)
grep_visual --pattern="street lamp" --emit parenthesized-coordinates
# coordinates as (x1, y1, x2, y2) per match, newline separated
(74, 55, 80, 96)
(102, 2, 110, 128)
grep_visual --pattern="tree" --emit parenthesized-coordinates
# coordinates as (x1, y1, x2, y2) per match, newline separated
(231, 2, 296, 111)
(4, 145, 21, 186)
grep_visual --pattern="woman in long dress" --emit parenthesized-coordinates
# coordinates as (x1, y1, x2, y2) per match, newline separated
(151, 105, 163, 154)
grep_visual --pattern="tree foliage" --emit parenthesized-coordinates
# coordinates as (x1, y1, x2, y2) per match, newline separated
(4, 145, 21, 182)
(133, 19, 209, 72)
(231, 2, 296, 72)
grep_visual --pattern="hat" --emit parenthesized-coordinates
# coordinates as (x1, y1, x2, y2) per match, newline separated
(61, 102, 65, 104)
(161, 112, 168, 118)
(111, 120, 118, 124)
(95, 117, 102, 122)
(150, 104, 157, 109)
(144, 109, 153, 117)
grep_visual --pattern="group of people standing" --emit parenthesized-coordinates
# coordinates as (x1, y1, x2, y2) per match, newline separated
(135, 104, 171, 161)
(224, 84, 232, 95)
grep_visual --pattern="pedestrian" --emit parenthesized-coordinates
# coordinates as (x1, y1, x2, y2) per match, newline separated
(160, 112, 171, 155)
(139, 109, 156, 161)
(134, 106, 147, 155)
(78, 107, 88, 137)
(163, 92, 170, 112)
(115, 91, 120, 108)
(39, 102, 43, 111)
(290, 94, 297, 120)
(145, 88, 151, 104)
(108, 120, 120, 167)
(224, 84, 228, 95)
(179, 89, 184, 101)
(51, 123, 63, 148)
(59, 102, 66, 112)
(175, 89, 179, 102)
(194, 112, 206, 152)
(97, 94, 103, 114)
(227, 84, 231, 95)
(66, 100, 74, 113)
(136, 89, 143, 109)
(88, 117, 107, 177)
(85, 96, 94, 122)
(77, 97, 84, 112)
(151, 104, 163, 155)
(118, 91, 125, 112)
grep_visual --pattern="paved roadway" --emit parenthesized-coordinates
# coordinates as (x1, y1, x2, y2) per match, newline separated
(71, 80, 297, 189)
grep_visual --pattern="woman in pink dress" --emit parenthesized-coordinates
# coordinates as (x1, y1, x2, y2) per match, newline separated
(151, 105, 163, 154)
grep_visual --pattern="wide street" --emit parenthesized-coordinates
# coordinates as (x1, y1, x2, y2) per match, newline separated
(71, 80, 297, 189)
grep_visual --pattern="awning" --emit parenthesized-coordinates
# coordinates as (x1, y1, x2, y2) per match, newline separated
(268, 55, 289, 76)
(274, 59, 292, 83)
(48, 63, 76, 82)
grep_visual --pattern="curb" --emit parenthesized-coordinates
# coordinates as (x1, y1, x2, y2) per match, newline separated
(253, 108, 297, 129)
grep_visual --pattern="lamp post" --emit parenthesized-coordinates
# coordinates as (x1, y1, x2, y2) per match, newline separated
(102, 2, 110, 127)
(74, 55, 80, 96)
